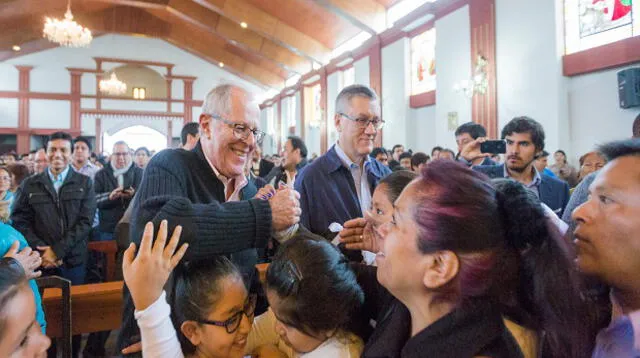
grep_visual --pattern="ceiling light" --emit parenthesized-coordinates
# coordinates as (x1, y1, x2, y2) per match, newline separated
(12, 45, 21, 51)
(43, 0, 92, 47)
(240, 22, 248, 29)
(219, 62, 225, 68)
(99, 72, 127, 96)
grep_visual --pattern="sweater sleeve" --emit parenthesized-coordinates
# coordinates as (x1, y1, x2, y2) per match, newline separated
(10, 183, 46, 247)
(134, 291, 184, 358)
(130, 153, 273, 261)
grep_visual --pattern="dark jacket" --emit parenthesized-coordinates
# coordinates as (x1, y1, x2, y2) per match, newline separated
(355, 265, 524, 358)
(118, 141, 272, 353)
(258, 159, 275, 178)
(11, 168, 96, 267)
(94, 163, 143, 233)
(295, 146, 390, 260)
(473, 164, 570, 217)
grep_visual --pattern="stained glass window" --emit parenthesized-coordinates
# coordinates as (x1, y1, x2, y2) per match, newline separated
(565, 0, 638, 54)
(410, 28, 436, 95)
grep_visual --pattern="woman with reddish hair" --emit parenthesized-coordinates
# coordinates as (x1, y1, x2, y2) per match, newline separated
(354, 160, 596, 358)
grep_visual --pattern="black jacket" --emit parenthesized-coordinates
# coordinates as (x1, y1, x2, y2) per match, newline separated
(94, 163, 143, 233)
(355, 265, 523, 358)
(263, 159, 307, 187)
(117, 141, 272, 353)
(11, 168, 96, 267)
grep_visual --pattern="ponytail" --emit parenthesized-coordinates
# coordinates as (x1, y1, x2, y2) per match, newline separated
(493, 179, 596, 358)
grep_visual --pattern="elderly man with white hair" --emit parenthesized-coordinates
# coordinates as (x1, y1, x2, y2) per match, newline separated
(117, 84, 301, 355)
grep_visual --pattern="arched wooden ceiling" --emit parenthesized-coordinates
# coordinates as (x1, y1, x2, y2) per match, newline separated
(0, 0, 425, 90)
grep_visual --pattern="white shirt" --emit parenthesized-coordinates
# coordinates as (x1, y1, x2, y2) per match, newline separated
(334, 142, 372, 215)
(204, 156, 248, 202)
(134, 291, 184, 358)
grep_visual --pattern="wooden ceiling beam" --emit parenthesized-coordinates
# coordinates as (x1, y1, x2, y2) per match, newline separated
(85, 0, 170, 10)
(192, 0, 331, 64)
(313, 0, 387, 35)
(164, 0, 310, 75)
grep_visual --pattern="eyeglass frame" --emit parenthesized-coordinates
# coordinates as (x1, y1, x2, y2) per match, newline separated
(337, 112, 385, 130)
(194, 294, 257, 334)
(208, 114, 266, 144)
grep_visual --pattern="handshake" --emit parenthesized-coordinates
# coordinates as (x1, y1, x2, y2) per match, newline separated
(254, 184, 302, 232)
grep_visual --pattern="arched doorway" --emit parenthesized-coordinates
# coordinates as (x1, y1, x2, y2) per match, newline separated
(103, 125, 167, 154)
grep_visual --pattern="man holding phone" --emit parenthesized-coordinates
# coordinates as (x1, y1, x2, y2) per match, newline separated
(455, 122, 495, 166)
(460, 116, 570, 217)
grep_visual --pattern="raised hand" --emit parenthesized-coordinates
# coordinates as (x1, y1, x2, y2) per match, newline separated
(123, 220, 187, 311)
(339, 216, 379, 253)
(460, 137, 491, 162)
(4, 241, 42, 279)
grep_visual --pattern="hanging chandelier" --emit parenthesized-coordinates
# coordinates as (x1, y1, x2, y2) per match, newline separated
(43, 0, 92, 47)
(99, 72, 127, 96)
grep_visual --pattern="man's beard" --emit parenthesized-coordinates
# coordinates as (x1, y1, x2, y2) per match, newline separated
(507, 157, 535, 173)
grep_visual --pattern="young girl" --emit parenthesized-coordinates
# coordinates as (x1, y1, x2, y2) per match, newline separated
(123, 221, 255, 358)
(245, 233, 364, 358)
(0, 255, 50, 357)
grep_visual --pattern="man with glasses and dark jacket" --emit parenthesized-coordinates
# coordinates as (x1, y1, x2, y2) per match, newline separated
(295, 84, 391, 261)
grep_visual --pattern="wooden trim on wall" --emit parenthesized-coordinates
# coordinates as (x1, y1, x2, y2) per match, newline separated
(183, 79, 194, 125)
(299, 87, 306, 142)
(81, 109, 184, 118)
(563, 36, 640, 77)
(93, 57, 175, 69)
(167, 120, 173, 148)
(16, 66, 32, 154)
(369, 40, 383, 147)
(409, 91, 436, 108)
(70, 72, 82, 133)
(276, 99, 282, 154)
(95, 117, 102, 154)
(320, 68, 328, 154)
(469, 0, 498, 138)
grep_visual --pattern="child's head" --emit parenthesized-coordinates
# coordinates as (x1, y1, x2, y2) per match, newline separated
(369, 170, 418, 228)
(266, 234, 364, 353)
(170, 256, 255, 358)
(0, 258, 50, 357)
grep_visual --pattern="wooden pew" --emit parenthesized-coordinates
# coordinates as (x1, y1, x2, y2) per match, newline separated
(88, 241, 118, 282)
(43, 281, 123, 338)
(43, 264, 270, 338)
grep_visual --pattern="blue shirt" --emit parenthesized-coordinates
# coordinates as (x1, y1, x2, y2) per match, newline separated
(47, 165, 71, 193)
(503, 165, 542, 197)
(593, 310, 640, 357)
(334, 142, 372, 215)
(543, 167, 556, 178)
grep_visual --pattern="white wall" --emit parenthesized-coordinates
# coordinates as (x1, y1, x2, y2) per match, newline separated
(294, 91, 302, 137)
(0, 99, 19, 127)
(381, 38, 411, 149)
(569, 67, 640, 159)
(327, 71, 340, 148)
(408, 106, 437, 153)
(434, 5, 472, 152)
(354, 56, 370, 87)
(0, 34, 265, 135)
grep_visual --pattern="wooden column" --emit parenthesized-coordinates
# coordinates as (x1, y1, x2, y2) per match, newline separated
(70, 71, 82, 135)
(95, 59, 102, 110)
(183, 79, 194, 125)
(470, 0, 498, 138)
(95, 117, 102, 154)
(369, 38, 383, 147)
(320, 68, 328, 154)
(15, 66, 33, 154)
(167, 120, 173, 148)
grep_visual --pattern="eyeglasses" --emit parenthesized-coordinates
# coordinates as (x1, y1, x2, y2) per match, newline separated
(338, 112, 384, 130)
(209, 114, 265, 144)
(113, 152, 130, 157)
(195, 294, 257, 334)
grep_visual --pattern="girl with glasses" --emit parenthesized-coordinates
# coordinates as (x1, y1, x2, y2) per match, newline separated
(123, 221, 255, 358)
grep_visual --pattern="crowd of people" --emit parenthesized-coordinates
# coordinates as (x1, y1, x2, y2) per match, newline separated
(0, 83, 639, 358)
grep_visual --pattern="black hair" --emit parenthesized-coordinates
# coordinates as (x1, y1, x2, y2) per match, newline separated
(48, 131, 73, 145)
(441, 148, 456, 158)
(538, 150, 549, 158)
(392, 144, 404, 152)
(29, 149, 37, 155)
(431, 146, 443, 156)
(378, 170, 417, 204)
(410, 152, 430, 169)
(633, 113, 640, 138)
(181, 122, 200, 146)
(73, 136, 92, 152)
(266, 232, 364, 338)
(398, 152, 412, 161)
(597, 138, 640, 161)
(370, 147, 387, 159)
(0, 258, 28, 333)
(286, 136, 307, 159)
(501, 116, 545, 151)
(169, 256, 242, 355)
(555, 150, 566, 157)
(455, 122, 487, 139)
(134, 147, 151, 157)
